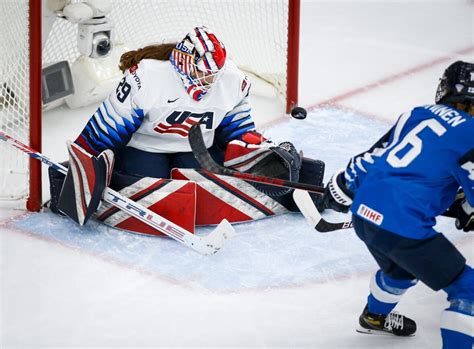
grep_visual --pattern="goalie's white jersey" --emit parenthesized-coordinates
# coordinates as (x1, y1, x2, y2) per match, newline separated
(75, 58, 254, 155)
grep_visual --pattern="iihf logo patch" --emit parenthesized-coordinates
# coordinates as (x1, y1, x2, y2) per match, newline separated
(357, 204, 384, 225)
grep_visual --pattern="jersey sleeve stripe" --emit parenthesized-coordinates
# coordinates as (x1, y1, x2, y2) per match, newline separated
(86, 121, 115, 148)
(103, 99, 128, 125)
(81, 125, 112, 152)
(92, 109, 112, 135)
(220, 109, 252, 126)
(227, 124, 256, 140)
(96, 109, 123, 143)
(98, 104, 119, 131)
(101, 102, 142, 142)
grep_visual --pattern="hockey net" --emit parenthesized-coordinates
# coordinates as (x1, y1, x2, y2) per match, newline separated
(0, 0, 300, 211)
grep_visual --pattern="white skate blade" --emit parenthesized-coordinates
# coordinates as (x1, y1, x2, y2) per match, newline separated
(356, 326, 415, 337)
(356, 326, 392, 336)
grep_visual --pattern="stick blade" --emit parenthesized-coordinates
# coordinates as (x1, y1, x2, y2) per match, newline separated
(315, 219, 353, 233)
(186, 219, 236, 255)
(293, 189, 354, 233)
(293, 189, 322, 227)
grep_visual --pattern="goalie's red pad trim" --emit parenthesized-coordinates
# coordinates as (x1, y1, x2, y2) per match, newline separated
(74, 136, 99, 156)
(58, 142, 112, 226)
(116, 182, 195, 236)
(68, 153, 89, 216)
(194, 186, 253, 224)
(96, 178, 196, 236)
(69, 143, 96, 212)
(241, 131, 266, 145)
(225, 150, 271, 171)
(96, 179, 169, 221)
(199, 171, 275, 216)
(171, 168, 288, 226)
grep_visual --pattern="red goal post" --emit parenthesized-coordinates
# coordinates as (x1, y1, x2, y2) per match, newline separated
(0, 0, 300, 212)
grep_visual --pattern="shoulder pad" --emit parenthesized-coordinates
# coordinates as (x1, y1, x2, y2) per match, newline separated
(223, 60, 251, 96)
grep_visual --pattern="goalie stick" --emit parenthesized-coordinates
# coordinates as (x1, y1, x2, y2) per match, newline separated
(0, 131, 235, 255)
(187, 124, 325, 195)
(292, 189, 353, 232)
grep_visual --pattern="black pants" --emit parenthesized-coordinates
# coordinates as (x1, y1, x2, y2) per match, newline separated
(114, 145, 223, 178)
(111, 145, 224, 189)
(352, 215, 466, 291)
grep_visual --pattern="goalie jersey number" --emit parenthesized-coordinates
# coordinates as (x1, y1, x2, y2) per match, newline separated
(116, 78, 132, 103)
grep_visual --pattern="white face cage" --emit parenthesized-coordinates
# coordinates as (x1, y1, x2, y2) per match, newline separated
(188, 60, 224, 92)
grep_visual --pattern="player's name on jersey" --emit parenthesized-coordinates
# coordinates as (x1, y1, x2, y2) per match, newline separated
(425, 105, 466, 127)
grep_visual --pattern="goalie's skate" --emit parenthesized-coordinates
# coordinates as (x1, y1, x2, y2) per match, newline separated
(356, 305, 416, 337)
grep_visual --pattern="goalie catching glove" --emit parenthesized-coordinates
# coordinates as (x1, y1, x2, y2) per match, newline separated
(223, 132, 302, 197)
(57, 142, 114, 226)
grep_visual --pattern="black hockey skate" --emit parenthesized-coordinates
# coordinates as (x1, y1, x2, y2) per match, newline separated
(356, 305, 417, 336)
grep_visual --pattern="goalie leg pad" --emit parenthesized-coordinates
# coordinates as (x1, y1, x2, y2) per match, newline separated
(48, 162, 68, 215)
(57, 142, 114, 226)
(172, 168, 289, 225)
(96, 177, 196, 236)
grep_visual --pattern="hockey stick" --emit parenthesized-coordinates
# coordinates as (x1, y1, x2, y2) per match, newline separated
(187, 124, 325, 195)
(292, 187, 459, 232)
(292, 189, 353, 232)
(0, 131, 235, 255)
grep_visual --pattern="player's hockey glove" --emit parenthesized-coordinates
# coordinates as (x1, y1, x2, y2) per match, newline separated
(451, 194, 474, 233)
(317, 169, 353, 213)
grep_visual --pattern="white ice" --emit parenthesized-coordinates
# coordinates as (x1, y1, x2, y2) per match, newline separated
(1, 1, 473, 348)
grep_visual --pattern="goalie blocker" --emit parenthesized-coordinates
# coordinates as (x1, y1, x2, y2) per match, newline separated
(57, 142, 114, 225)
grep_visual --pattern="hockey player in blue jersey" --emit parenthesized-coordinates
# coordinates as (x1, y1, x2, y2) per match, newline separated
(318, 61, 474, 348)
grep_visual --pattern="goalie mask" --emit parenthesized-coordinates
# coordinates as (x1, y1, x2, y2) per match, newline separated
(435, 61, 474, 109)
(170, 26, 227, 101)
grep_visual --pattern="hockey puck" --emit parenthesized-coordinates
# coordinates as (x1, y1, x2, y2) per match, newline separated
(291, 107, 307, 120)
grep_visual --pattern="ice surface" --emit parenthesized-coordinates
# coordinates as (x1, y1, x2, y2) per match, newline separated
(3, 109, 471, 347)
(5, 108, 469, 292)
(1, 0, 473, 347)
(5, 110, 381, 289)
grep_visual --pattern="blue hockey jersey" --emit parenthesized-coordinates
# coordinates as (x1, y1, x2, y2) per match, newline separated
(346, 104, 474, 239)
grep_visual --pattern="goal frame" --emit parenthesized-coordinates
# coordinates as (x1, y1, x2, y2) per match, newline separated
(28, 0, 42, 212)
(25, 0, 300, 212)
